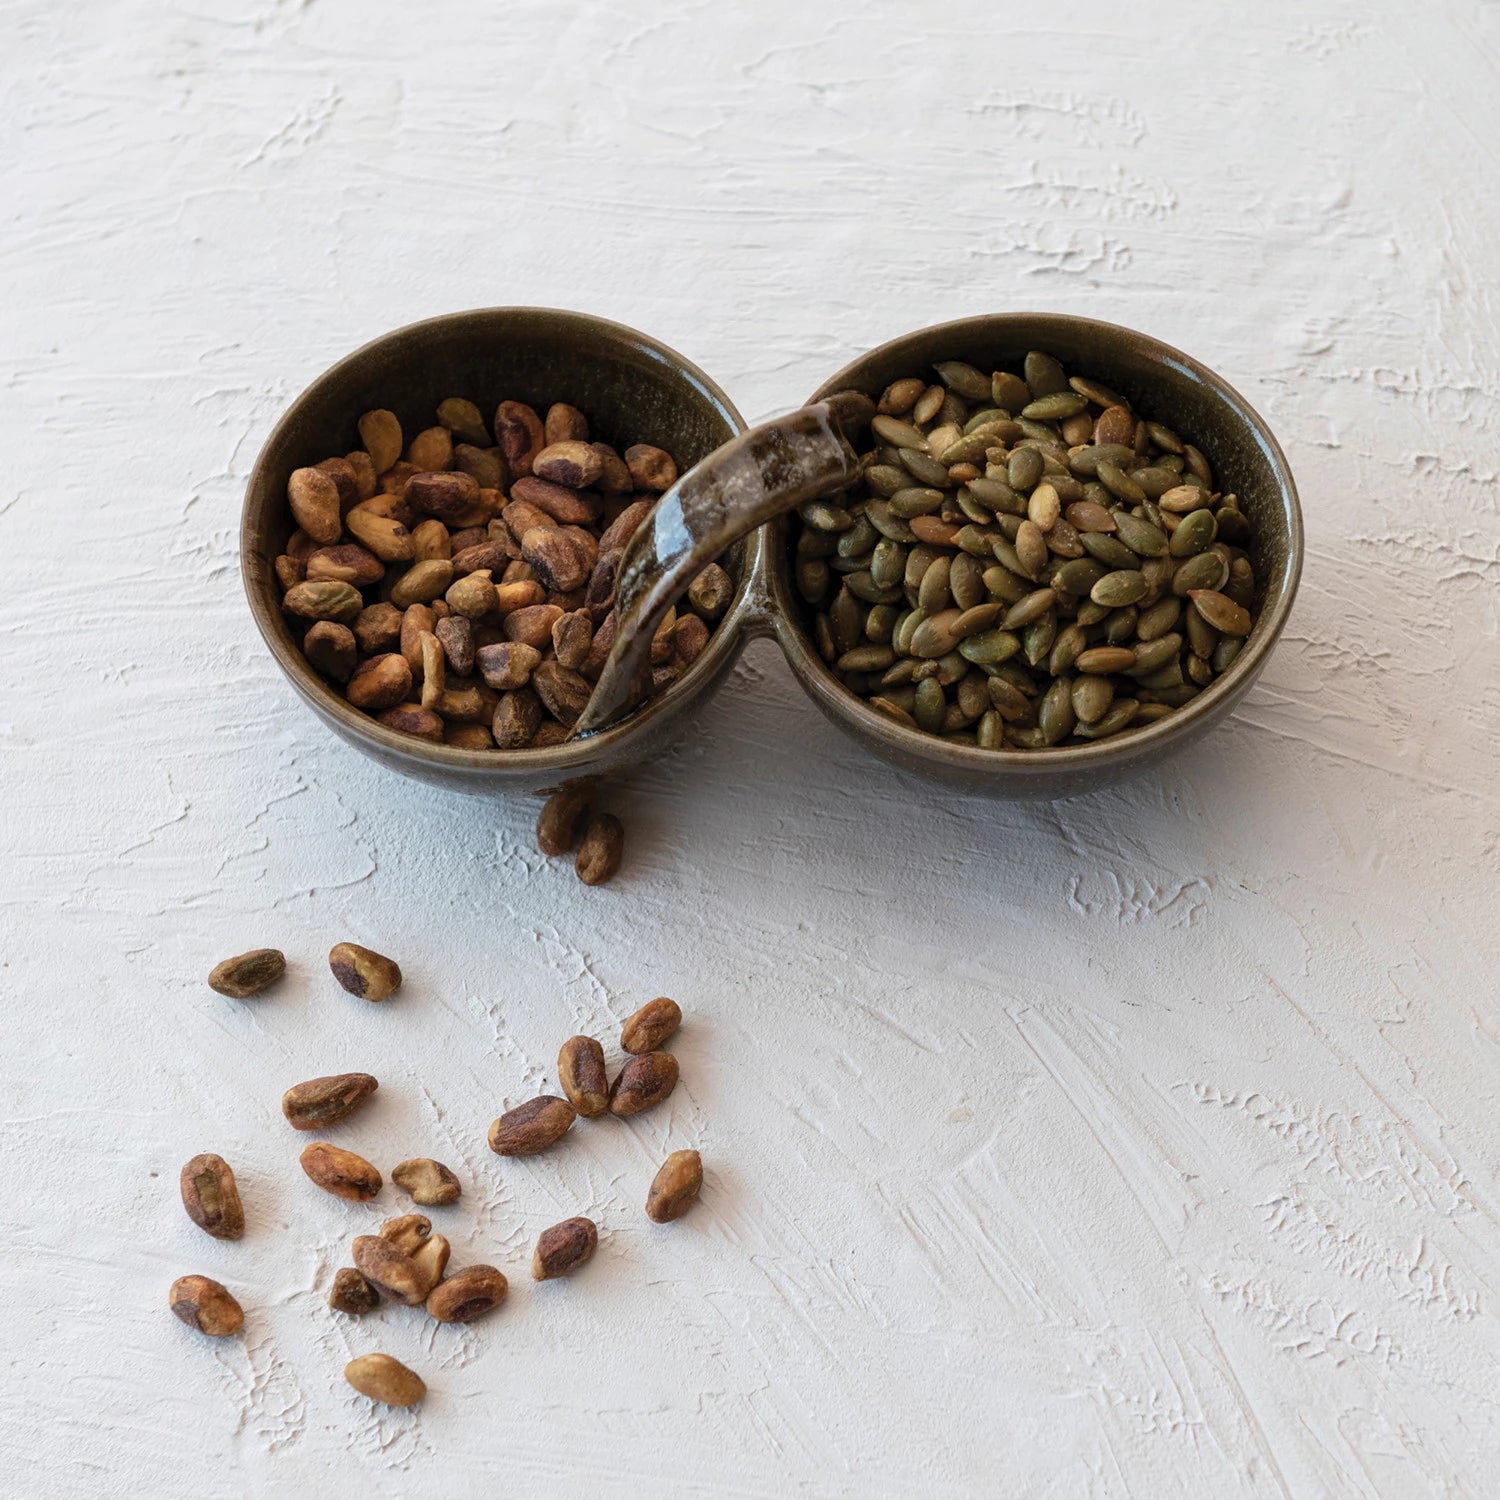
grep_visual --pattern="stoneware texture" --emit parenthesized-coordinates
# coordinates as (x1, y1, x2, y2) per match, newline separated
(4, 2, 1499, 1498)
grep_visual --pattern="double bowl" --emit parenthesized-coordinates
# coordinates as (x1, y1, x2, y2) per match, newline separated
(243, 309, 1302, 798)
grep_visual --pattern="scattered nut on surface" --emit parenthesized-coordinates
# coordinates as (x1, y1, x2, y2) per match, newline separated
(344, 1352, 425, 1407)
(532, 1216, 598, 1281)
(299, 1142, 382, 1201)
(207, 949, 285, 999)
(391, 1158, 461, 1207)
(621, 997, 682, 1055)
(487, 1096, 577, 1156)
(281, 1072, 379, 1131)
(179, 1153, 245, 1240)
(646, 1149, 703, 1223)
(352, 1234, 427, 1305)
(536, 784, 591, 856)
(379, 1213, 433, 1257)
(328, 942, 402, 1001)
(609, 1052, 679, 1117)
(575, 813, 624, 886)
(426, 1265, 508, 1324)
(329, 1267, 380, 1315)
(557, 1035, 610, 1118)
(169, 1275, 244, 1337)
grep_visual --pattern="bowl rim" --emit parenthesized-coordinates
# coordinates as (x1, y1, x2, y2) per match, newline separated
(772, 311, 1304, 776)
(241, 306, 752, 777)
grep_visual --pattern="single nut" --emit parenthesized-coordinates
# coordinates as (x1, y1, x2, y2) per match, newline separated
(494, 400, 544, 478)
(391, 1158, 461, 1207)
(207, 948, 285, 999)
(282, 1072, 379, 1130)
(487, 1096, 577, 1156)
(179, 1153, 245, 1240)
(305, 544, 384, 587)
(533, 440, 603, 490)
(354, 602, 404, 655)
(389, 558, 454, 609)
(536, 784, 590, 856)
(329, 943, 402, 1001)
(544, 402, 589, 445)
(406, 469, 480, 525)
(287, 466, 343, 545)
(452, 540, 513, 576)
(409, 1234, 450, 1296)
(169, 1275, 244, 1337)
(591, 443, 632, 493)
(437, 396, 490, 446)
(345, 1353, 425, 1407)
(358, 409, 403, 474)
(282, 580, 362, 623)
(377, 703, 444, 741)
(646, 1149, 703, 1223)
(347, 654, 413, 712)
(621, 997, 682, 1055)
(353, 1234, 426, 1305)
(672, 614, 709, 669)
(346, 506, 415, 563)
(522, 527, 592, 592)
(408, 426, 453, 472)
(453, 443, 505, 489)
(576, 814, 624, 886)
(409, 517, 452, 562)
(446, 569, 497, 619)
(299, 1142, 381, 1201)
(501, 603, 564, 649)
(426, 1265, 508, 1323)
(446, 723, 494, 749)
(379, 1213, 433, 1256)
(492, 688, 542, 748)
(304, 620, 358, 682)
(686, 563, 732, 621)
(343, 449, 378, 499)
(531, 1217, 598, 1281)
(418, 631, 446, 710)
(476, 641, 541, 691)
(274, 553, 305, 591)
(328, 1267, 380, 1315)
(557, 1036, 609, 1118)
(609, 1052, 679, 1116)
(494, 579, 547, 614)
(552, 609, 594, 670)
(624, 444, 678, 492)
(599, 498, 654, 553)
(532, 661, 591, 727)
(434, 614, 475, 675)
(510, 475, 598, 526)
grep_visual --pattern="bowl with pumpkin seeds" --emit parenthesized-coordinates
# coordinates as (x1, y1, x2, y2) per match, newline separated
(770, 314, 1302, 796)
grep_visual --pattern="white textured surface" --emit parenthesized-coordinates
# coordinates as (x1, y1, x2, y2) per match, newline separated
(3, 1, 1498, 1494)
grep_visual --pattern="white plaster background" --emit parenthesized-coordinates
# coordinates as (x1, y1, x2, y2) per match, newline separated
(2, 0, 1498, 1495)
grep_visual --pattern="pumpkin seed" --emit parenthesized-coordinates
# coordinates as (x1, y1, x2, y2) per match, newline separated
(935, 361, 992, 401)
(1080, 532, 1137, 570)
(913, 676, 946, 732)
(865, 604, 898, 643)
(1008, 448, 1044, 491)
(872, 415, 926, 449)
(950, 552, 986, 610)
(1124, 634, 1182, 676)
(1112, 513, 1168, 557)
(1090, 570, 1147, 608)
(917, 555, 952, 614)
(836, 644, 895, 672)
(959, 628, 1021, 665)
(870, 696, 918, 728)
(1068, 442, 1136, 478)
(967, 475, 1026, 515)
(870, 539, 906, 589)
(901, 450, 951, 487)
(1212, 637, 1243, 672)
(1072, 675, 1114, 724)
(1136, 597, 1182, 641)
(1172, 550, 1229, 595)
(1023, 351, 1069, 397)
(1074, 698, 1139, 738)
(991, 371, 1031, 413)
(1168, 508, 1217, 556)
(1052, 557, 1107, 597)
(1104, 606, 1139, 645)
(1048, 622, 1088, 675)
(1189, 589, 1252, 635)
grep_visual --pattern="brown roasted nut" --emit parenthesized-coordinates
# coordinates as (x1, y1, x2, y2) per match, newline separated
(306, 544, 384, 586)
(488, 1096, 577, 1156)
(492, 688, 542, 748)
(328, 943, 402, 1001)
(180, 1153, 245, 1240)
(436, 686, 485, 722)
(522, 527, 592, 593)
(545, 402, 589, 445)
(598, 498, 654, 553)
(346, 505, 415, 563)
(533, 722, 569, 747)
(452, 541, 512, 576)
(329, 1267, 379, 1315)
(435, 615, 475, 674)
(646, 1149, 703, 1223)
(446, 723, 494, 749)
(169, 1275, 244, 1337)
(408, 426, 453, 472)
(446, 569, 497, 619)
(503, 498, 557, 542)
(409, 1234, 450, 1296)
(344, 449, 378, 500)
(314, 456, 361, 509)
(378, 1213, 433, 1256)
(287, 467, 343, 545)
(576, 814, 624, 886)
(557, 1036, 609, 1118)
(285, 529, 317, 563)
(409, 517, 452, 562)
(353, 1234, 425, 1305)
(208, 948, 285, 999)
(650, 608, 678, 665)
(283, 581, 362, 623)
(609, 1052, 678, 1116)
(345, 1353, 425, 1407)
(418, 632, 446, 710)
(552, 609, 593, 670)
(282, 1072, 379, 1130)
(591, 443, 632, 493)
(304, 620, 357, 682)
(358, 409, 403, 474)
(511, 475, 598, 526)
(453, 443, 504, 489)
(377, 704, 444, 741)
(621, 997, 682, 1055)
(531, 1217, 597, 1281)
(533, 441, 603, 490)
(503, 603, 565, 649)
(300, 1142, 381, 1201)
(389, 558, 453, 609)
(625, 443, 678, 492)
(494, 400, 544, 478)
(379, 460, 419, 495)
(672, 614, 710, 669)
(495, 580, 547, 615)
(532, 661, 591, 727)
(426, 1265, 508, 1323)
(437, 396, 490, 446)
(536, 784, 590, 855)
(401, 602, 436, 674)
(406, 469, 479, 525)
(274, 554, 305, 591)
(686, 563, 733, 620)
(354, 602, 403, 654)
(476, 642, 541, 691)
(346, 653, 412, 711)
(391, 1158, 461, 1207)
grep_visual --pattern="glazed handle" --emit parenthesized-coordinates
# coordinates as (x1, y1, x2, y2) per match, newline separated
(571, 390, 873, 737)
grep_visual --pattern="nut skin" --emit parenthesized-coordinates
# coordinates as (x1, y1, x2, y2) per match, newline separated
(207, 948, 285, 999)
(536, 784, 590, 856)
(391, 1158, 461, 1207)
(533, 440, 603, 490)
(169, 1275, 244, 1337)
(281, 1072, 379, 1130)
(621, 997, 682, 1055)
(328, 943, 402, 1001)
(557, 1036, 610, 1118)
(426, 1265, 508, 1323)
(344, 1353, 425, 1407)
(180, 1153, 245, 1240)
(299, 1142, 381, 1201)
(544, 403, 589, 445)
(609, 1052, 679, 1117)
(487, 1096, 577, 1156)
(531, 1217, 598, 1281)
(353, 1234, 427, 1305)
(328, 1267, 379, 1315)
(646, 1149, 703, 1223)
(493, 400, 544, 479)
(576, 814, 624, 886)
(624, 444, 678, 492)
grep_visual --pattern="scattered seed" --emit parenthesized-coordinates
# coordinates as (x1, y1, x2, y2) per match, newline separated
(646, 1149, 703, 1223)
(170, 1275, 244, 1337)
(532, 1216, 598, 1280)
(207, 949, 285, 999)
(282, 1073, 379, 1131)
(328, 942, 402, 1001)
(179, 1153, 245, 1241)
(344, 1353, 425, 1407)
(488, 1096, 577, 1156)
(390, 1158, 461, 1207)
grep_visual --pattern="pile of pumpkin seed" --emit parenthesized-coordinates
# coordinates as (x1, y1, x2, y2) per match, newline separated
(792, 353, 1258, 749)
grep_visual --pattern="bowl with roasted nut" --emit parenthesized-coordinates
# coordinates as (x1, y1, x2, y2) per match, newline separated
(242, 308, 752, 793)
